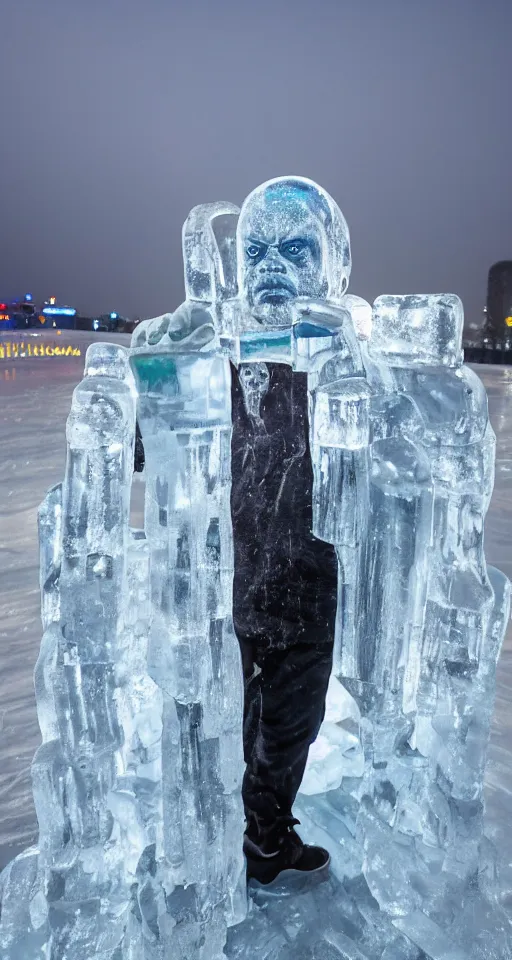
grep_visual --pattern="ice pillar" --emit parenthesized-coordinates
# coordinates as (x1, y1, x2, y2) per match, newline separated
(130, 343, 246, 960)
(0, 343, 142, 960)
(358, 295, 510, 915)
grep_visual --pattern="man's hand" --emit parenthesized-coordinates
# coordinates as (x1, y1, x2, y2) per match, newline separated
(131, 303, 217, 353)
(293, 295, 372, 342)
(293, 297, 353, 337)
(292, 297, 363, 375)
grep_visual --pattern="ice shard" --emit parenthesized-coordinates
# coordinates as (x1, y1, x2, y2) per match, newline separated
(1, 177, 510, 960)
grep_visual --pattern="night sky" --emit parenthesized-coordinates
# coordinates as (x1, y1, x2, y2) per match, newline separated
(1, 0, 511, 324)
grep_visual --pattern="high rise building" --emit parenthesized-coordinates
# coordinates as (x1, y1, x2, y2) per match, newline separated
(486, 261, 512, 336)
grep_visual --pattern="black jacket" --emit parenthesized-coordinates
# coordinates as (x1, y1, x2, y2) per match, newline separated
(230, 362, 338, 649)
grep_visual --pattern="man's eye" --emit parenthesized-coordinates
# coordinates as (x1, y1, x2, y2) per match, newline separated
(283, 240, 306, 257)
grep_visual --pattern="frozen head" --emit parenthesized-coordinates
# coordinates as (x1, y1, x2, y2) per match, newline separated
(237, 176, 351, 328)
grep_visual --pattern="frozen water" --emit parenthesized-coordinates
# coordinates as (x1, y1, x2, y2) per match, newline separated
(301, 675, 363, 795)
(1, 177, 511, 960)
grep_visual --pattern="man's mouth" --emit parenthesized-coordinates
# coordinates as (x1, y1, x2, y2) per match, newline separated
(254, 279, 296, 304)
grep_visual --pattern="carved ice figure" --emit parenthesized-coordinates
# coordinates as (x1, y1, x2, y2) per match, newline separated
(131, 178, 509, 954)
(1, 176, 509, 960)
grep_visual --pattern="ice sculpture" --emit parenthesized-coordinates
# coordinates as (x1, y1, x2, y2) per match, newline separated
(1, 177, 510, 960)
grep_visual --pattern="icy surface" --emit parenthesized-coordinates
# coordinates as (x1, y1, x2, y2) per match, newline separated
(1, 177, 512, 960)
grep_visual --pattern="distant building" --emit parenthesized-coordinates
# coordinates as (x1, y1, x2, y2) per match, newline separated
(486, 261, 512, 337)
(39, 303, 77, 329)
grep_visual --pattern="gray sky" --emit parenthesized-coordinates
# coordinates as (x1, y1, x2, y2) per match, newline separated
(1, 0, 511, 323)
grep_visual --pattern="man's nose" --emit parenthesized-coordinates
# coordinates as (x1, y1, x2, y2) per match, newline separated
(259, 249, 286, 273)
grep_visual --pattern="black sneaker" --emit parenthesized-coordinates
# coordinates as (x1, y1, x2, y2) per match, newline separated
(244, 824, 330, 886)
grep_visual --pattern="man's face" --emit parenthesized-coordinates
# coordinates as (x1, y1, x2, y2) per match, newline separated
(238, 192, 327, 328)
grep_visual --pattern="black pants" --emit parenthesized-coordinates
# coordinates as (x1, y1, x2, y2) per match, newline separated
(238, 630, 334, 848)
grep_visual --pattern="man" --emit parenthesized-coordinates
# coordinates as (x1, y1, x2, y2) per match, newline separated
(231, 178, 351, 884)
(134, 176, 356, 886)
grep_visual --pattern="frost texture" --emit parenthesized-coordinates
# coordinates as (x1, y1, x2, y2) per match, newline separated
(0, 177, 510, 960)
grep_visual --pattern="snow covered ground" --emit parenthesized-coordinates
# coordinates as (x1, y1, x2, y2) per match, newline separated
(0, 331, 511, 914)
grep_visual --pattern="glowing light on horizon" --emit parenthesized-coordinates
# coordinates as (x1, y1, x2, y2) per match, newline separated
(42, 306, 77, 317)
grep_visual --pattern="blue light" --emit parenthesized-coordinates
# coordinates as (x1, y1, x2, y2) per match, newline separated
(93, 319, 100, 331)
(25, 293, 33, 302)
(110, 312, 118, 320)
(42, 306, 77, 317)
